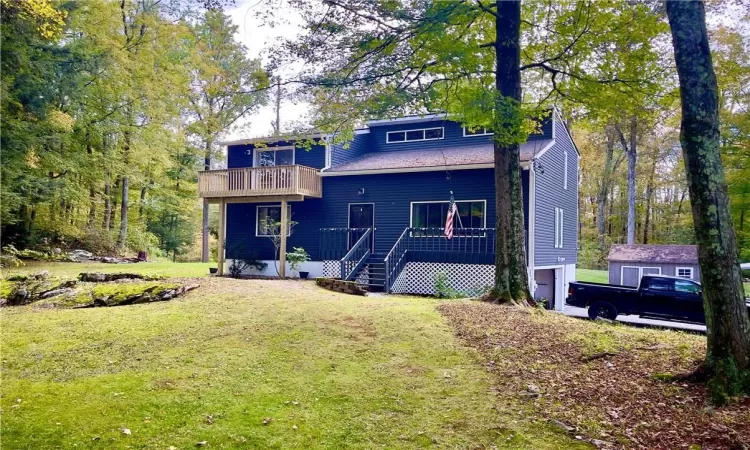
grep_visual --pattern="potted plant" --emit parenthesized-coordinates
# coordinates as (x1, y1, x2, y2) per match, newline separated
(287, 247, 310, 279)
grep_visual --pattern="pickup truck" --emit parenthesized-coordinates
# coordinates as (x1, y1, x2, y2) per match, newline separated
(566, 275, 750, 323)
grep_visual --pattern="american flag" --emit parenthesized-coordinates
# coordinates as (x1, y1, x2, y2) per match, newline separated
(445, 193, 456, 239)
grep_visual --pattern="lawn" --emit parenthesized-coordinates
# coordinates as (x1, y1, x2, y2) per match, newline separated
(576, 267, 750, 296)
(1, 263, 586, 449)
(4, 260, 213, 279)
(575, 268, 609, 284)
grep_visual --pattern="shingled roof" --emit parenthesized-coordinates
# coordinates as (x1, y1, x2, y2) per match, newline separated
(325, 139, 553, 173)
(608, 244, 698, 264)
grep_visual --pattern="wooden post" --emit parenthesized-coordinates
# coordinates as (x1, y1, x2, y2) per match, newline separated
(279, 197, 288, 278)
(217, 199, 226, 276)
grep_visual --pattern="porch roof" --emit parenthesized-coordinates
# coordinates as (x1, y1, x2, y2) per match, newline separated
(325, 139, 553, 172)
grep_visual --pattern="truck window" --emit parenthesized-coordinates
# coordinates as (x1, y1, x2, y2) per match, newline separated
(644, 278, 673, 291)
(674, 280, 700, 294)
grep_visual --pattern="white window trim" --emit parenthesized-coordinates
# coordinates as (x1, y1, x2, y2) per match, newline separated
(386, 127, 445, 144)
(554, 208, 564, 248)
(620, 266, 662, 286)
(676, 266, 694, 279)
(255, 204, 292, 237)
(563, 150, 568, 190)
(254, 146, 295, 167)
(462, 126, 493, 137)
(409, 200, 487, 236)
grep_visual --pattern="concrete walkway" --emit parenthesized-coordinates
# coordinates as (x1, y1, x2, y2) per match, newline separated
(562, 305, 706, 333)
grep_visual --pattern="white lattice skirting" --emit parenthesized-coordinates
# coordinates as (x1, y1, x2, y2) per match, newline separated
(323, 260, 340, 278)
(391, 262, 495, 295)
(323, 260, 370, 285)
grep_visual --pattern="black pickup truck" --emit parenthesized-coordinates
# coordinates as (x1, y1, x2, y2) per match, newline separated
(567, 275, 750, 323)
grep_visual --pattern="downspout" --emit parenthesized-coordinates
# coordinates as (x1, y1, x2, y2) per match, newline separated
(528, 163, 536, 296)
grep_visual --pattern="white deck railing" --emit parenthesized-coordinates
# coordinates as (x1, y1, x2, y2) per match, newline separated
(198, 165, 322, 198)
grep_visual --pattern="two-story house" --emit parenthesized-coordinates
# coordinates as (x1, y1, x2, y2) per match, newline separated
(198, 110, 579, 310)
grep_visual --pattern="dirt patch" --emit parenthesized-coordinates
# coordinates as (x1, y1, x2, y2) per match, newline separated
(438, 302, 750, 450)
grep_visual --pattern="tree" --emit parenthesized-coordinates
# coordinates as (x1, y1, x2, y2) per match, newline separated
(274, 0, 664, 304)
(666, 0, 750, 403)
(185, 10, 268, 262)
(260, 216, 297, 277)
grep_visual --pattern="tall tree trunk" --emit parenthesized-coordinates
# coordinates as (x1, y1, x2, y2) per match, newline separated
(103, 176, 111, 230)
(617, 118, 638, 245)
(201, 137, 213, 262)
(489, 0, 530, 304)
(86, 136, 96, 227)
(597, 129, 616, 250)
(643, 157, 657, 244)
(667, 0, 750, 404)
(118, 132, 130, 249)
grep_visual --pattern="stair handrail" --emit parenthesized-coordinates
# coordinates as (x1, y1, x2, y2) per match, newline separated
(340, 228, 372, 281)
(383, 227, 410, 293)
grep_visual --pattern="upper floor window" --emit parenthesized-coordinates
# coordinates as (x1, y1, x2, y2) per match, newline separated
(554, 207, 564, 248)
(463, 127, 493, 137)
(563, 150, 569, 190)
(386, 127, 444, 143)
(255, 146, 294, 166)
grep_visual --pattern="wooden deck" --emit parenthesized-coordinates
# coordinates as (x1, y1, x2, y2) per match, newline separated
(198, 165, 322, 199)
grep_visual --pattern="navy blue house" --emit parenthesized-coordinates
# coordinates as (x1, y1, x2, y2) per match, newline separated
(199, 111, 579, 309)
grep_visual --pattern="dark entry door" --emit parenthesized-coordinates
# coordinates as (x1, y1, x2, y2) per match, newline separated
(348, 203, 374, 251)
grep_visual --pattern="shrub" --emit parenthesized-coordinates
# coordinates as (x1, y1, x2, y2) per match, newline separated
(434, 272, 464, 299)
(287, 247, 310, 276)
(228, 252, 268, 278)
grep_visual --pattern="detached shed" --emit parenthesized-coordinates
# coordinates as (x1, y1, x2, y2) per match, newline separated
(608, 244, 701, 286)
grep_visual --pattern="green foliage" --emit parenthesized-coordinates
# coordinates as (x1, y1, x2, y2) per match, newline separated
(0, 1, 262, 261)
(286, 247, 310, 274)
(434, 272, 464, 299)
(228, 252, 268, 278)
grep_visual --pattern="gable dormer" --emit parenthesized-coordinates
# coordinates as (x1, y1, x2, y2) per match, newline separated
(365, 113, 552, 153)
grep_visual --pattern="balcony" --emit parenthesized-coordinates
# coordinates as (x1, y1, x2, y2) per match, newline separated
(198, 165, 322, 200)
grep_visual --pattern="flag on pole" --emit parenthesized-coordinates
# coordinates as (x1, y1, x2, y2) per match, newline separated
(445, 192, 455, 239)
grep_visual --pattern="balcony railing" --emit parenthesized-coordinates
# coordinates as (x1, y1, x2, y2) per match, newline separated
(198, 165, 322, 199)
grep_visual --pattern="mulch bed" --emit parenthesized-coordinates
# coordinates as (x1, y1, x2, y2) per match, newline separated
(438, 302, 750, 450)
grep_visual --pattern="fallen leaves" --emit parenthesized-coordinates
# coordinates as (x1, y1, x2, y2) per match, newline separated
(438, 302, 750, 450)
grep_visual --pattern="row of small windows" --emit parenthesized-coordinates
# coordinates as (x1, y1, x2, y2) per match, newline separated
(385, 126, 498, 143)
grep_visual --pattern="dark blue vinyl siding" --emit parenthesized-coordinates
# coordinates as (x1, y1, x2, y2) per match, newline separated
(533, 118, 578, 266)
(366, 117, 551, 154)
(226, 168, 531, 260)
(330, 133, 369, 166)
(227, 141, 326, 169)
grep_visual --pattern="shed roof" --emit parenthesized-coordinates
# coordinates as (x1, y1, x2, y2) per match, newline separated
(326, 140, 553, 173)
(608, 244, 698, 264)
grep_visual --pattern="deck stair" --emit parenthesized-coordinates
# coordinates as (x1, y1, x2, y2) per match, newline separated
(353, 253, 387, 291)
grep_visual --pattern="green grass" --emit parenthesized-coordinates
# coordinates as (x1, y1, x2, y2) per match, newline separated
(575, 268, 609, 284)
(4, 260, 213, 279)
(0, 274, 586, 449)
(577, 268, 750, 296)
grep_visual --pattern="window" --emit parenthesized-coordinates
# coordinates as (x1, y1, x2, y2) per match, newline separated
(675, 279, 700, 294)
(410, 201, 486, 232)
(645, 278, 673, 291)
(563, 151, 568, 190)
(463, 127, 493, 136)
(676, 267, 694, 279)
(256, 205, 292, 236)
(554, 208, 564, 248)
(255, 147, 294, 166)
(386, 127, 444, 143)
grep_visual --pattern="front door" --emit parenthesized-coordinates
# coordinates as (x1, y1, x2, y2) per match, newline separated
(348, 203, 374, 251)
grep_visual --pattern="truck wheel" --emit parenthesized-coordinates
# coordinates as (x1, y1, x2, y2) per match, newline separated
(588, 302, 618, 320)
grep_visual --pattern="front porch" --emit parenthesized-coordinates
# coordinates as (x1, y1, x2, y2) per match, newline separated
(198, 165, 322, 277)
(320, 227, 496, 293)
